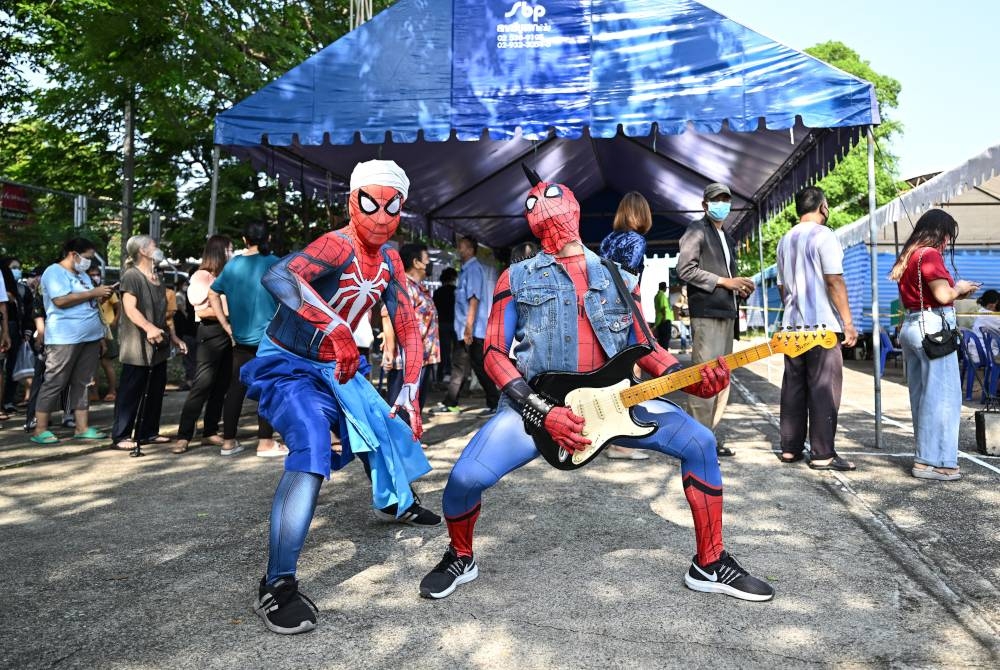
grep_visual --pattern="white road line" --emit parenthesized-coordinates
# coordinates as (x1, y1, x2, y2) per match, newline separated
(959, 451, 1000, 475)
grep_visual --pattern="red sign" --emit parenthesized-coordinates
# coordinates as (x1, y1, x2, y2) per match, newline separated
(0, 183, 34, 225)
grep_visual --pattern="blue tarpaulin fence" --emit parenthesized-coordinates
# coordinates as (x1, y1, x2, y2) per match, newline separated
(749, 246, 1000, 333)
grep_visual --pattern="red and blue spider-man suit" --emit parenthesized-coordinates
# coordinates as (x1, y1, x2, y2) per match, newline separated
(241, 161, 434, 608)
(420, 167, 773, 602)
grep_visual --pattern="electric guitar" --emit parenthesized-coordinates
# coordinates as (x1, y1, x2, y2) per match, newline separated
(528, 329, 839, 470)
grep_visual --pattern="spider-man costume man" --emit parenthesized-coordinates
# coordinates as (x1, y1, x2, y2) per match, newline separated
(242, 160, 439, 635)
(419, 167, 775, 602)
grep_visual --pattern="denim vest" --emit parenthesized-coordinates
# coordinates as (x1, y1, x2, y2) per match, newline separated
(508, 248, 638, 384)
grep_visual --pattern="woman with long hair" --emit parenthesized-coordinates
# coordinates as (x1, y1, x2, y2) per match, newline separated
(890, 209, 979, 481)
(173, 235, 233, 454)
(208, 222, 287, 458)
(599, 191, 654, 461)
(599, 191, 653, 277)
(111, 235, 187, 450)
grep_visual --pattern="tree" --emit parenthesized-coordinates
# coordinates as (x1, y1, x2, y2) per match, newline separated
(738, 41, 906, 276)
(4, 1, 395, 262)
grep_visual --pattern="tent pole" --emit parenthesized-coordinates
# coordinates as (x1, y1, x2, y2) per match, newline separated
(867, 126, 883, 450)
(208, 145, 221, 238)
(756, 205, 768, 336)
(757, 205, 773, 384)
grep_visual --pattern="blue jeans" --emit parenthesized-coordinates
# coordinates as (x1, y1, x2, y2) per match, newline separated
(899, 308, 961, 468)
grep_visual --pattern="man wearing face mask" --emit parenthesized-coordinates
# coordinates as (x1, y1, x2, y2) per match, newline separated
(677, 183, 755, 457)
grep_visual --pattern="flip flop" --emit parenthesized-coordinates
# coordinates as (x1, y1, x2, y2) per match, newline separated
(912, 465, 961, 481)
(30, 431, 59, 445)
(778, 452, 804, 463)
(257, 444, 289, 458)
(809, 455, 856, 471)
(143, 435, 172, 444)
(73, 427, 107, 440)
(114, 439, 136, 451)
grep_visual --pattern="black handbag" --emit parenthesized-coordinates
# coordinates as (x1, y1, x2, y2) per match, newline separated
(915, 248, 961, 359)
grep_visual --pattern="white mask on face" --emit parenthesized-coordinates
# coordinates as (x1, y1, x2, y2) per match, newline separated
(152, 248, 165, 263)
(73, 254, 91, 273)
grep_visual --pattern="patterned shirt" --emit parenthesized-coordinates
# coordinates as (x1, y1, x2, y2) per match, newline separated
(385, 275, 440, 368)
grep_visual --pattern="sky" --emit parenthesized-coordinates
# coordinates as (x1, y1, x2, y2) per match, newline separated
(703, 0, 1000, 179)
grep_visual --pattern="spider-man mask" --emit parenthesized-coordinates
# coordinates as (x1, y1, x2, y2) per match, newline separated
(348, 184, 404, 250)
(523, 166, 581, 255)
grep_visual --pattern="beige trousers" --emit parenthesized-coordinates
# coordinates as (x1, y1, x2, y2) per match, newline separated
(686, 317, 735, 430)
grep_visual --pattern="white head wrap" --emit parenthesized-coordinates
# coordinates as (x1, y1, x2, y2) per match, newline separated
(349, 159, 409, 200)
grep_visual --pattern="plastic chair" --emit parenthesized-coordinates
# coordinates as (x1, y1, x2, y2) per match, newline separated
(980, 328, 1000, 396)
(878, 328, 903, 378)
(959, 328, 991, 402)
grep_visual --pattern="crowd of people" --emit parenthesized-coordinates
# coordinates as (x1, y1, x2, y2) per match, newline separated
(0, 159, 985, 636)
(0, 184, 981, 486)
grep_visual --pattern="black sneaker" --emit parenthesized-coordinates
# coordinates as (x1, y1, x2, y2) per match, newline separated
(684, 551, 774, 602)
(419, 547, 478, 599)
(254, 576, 319, 635)
(373, 494, 442, 527)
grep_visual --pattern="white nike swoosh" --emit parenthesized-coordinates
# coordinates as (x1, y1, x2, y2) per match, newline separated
(693, 563, 718, 582)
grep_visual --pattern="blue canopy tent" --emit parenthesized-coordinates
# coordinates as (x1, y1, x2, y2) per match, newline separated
(213, 0, 878, 251)
(212, 0, 887, 444)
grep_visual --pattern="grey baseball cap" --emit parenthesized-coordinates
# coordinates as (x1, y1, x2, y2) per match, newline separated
(703, 182, 732, 200)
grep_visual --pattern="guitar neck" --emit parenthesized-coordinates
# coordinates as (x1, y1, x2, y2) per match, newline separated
(620, 341, 774, 408)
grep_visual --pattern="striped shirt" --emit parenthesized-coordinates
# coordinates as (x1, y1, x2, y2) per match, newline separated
(776, 222, 844, 332)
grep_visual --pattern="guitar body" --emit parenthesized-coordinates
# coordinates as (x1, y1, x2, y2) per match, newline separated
(526, 329, 837, 472)
(528, 345, 657, 470)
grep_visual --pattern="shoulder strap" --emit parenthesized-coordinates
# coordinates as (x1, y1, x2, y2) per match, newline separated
(600, 258, 655, 348)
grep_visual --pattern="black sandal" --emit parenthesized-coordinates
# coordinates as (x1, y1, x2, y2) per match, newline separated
(779, 452, 804, 463)
(808, 455, 856, 471)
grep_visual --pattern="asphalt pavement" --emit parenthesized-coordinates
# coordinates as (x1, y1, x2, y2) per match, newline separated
(2, 341, 999, 669)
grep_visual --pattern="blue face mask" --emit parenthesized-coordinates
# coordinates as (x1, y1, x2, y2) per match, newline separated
(706, 201, 731, 221)
(10, 268, 21, 281)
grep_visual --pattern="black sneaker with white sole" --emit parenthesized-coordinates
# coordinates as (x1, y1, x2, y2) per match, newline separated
(255, 576, 319, 634)
(684, 551, 774, 602)
(419, 547, 478, 599)
(373, 494, 442, 527)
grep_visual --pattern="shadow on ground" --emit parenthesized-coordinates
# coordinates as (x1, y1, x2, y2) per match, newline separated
(1, 366, 999, 668)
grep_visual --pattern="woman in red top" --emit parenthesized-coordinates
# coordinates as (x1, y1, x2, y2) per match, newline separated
(890, 210, 978, 481)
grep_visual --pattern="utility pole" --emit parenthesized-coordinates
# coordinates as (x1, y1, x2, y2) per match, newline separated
(121, 88, 136, 265)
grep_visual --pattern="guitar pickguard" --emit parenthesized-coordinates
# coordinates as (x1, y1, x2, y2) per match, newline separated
(564, 379, 657, 466)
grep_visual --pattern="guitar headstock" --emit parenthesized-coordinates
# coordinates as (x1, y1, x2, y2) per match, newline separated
(769, 328, 840, 357)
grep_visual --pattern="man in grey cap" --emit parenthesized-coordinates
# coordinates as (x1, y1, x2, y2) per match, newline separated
(676, 182, 756, 457)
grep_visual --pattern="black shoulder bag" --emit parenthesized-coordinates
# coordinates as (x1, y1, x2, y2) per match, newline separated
(916, 248, 961, 359)
(600, 258, 656, 350)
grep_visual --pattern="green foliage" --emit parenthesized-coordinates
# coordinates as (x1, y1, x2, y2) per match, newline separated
(3, 0, 394, 264)
(0, 117, 121, 262)
(738, 41, 907, 276)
